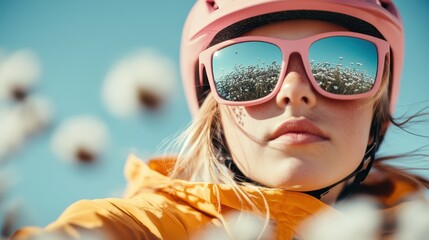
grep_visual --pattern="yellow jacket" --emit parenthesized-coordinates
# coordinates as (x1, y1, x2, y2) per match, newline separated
(11, 155, 420, 240)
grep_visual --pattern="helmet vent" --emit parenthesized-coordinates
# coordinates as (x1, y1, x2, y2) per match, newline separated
(206, 0, 219, 10)
(380, 0, 390, 9)
(378, 0, 399, 17)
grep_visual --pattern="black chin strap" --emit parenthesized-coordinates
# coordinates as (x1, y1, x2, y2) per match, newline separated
(223, 119, 381, 200)
(334, 119, 381, 201)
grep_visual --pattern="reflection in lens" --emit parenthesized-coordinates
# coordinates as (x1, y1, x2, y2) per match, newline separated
(212, 42, 282, 101)
(215, 62, 281, 101)
(309, 36, 378, 95)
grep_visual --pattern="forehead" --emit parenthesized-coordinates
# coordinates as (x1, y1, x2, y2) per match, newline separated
(242, 20, 349, 39)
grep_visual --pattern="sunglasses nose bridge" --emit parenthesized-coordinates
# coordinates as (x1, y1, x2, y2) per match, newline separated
(278, 39, 312, 86)
(272, 40, 317, 108)
(278, 39, 311, 78)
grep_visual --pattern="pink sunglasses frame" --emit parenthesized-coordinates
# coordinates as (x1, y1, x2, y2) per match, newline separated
(199, 31, 390, 106)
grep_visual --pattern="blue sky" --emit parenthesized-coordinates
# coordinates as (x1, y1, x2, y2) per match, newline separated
(213, 41, 282, 75)
(0, 0, 428, 231)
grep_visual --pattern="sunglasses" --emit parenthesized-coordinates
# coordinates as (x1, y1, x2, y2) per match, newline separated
(199, 31, 389, 106)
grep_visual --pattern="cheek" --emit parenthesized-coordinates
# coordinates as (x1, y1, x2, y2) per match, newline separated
(219, 106, 246, 149)
(227, 106, 264, 135)
(331, 102, 374, 157)
(345, 105, 373, 138)
(219, 106, 264, 168)
(221, 106, 261, 144)
(231, 106, 246, 127)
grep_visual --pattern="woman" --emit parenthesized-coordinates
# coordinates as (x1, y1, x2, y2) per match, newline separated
(11, 0, 428, 239)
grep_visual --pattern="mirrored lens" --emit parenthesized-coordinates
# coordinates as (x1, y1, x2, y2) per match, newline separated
(309, 36, 378, 95)
(212, 41, 282, 101)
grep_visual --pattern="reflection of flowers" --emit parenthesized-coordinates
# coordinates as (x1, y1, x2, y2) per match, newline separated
(0, 96, 52, 161)
(310, 58, 374, 94)
(215, 61, 280, 101)
(102, 49, 176, 118)
(0, 50, 41, 102)
(51, 116, 109, 164)
(214, 58, 374, 100)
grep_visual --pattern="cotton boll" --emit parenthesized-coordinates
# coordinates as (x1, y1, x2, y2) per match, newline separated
(102, 49, 177, 118)
(195, 211, 272, 240)
(301, 197, 381, 240)
(129, 50, 176, 98)
(0, 106, 26, 161)
(225, 211, 272, 239)
(395, 199, 429, 240)
(16, 95, 53, 135)
(51, 116, 109, 164)
(0, 97, 52, 161)
(0, 171, 11, 204)
(0, 50, 41, 102)
(1, 201, 22, 238)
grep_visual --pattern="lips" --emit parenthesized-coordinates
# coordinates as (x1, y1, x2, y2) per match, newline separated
(269, 118, 329, 144)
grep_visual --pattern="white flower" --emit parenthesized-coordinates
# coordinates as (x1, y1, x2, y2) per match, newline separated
(0, 105, 26, 160)
(0, 50, 41, 102)
(301, 197, 381, 240)
(51, 116, 109, 163)
(102, 49, 177, 118)
(15, 95, 53, 135)
(396, 199, 429, 240)
(0, 96, 53, 161)
(195, 211, 272, 240)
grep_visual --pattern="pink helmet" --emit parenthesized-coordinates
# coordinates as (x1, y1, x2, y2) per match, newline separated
(180, 0, 404, 116)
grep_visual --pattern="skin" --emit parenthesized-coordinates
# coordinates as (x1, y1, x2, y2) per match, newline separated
(220, 20, 376, 204)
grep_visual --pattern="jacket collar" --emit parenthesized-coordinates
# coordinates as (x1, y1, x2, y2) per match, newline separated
(123, 154, 341, 238)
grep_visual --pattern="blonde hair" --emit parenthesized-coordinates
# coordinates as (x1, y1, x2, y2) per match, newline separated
(167, 93, 270, 238)
(169, 93, 228, 182)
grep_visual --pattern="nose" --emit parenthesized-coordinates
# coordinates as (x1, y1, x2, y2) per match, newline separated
(275, 53, 317, 109)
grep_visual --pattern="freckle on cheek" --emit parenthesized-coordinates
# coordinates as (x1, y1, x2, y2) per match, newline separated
(232, 106, 246, 127)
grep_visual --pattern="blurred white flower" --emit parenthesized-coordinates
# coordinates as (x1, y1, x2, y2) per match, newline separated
(0, 106, 26, 160)
(0, 169, 14, 200)
(0, 50, 41, 102)
(102, 49, 177, 117)
(16, 95, 53, 135)
(1, 200, 21, 238)
(301, 197, 381, 240)
(51, 116, 109, 163)
(0, 96, 53, 161)
(196, 211, 272, 240)
(396, 199, 429, 240)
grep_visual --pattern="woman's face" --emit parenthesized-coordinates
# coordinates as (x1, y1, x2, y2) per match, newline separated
(220, 20, 375, 193)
